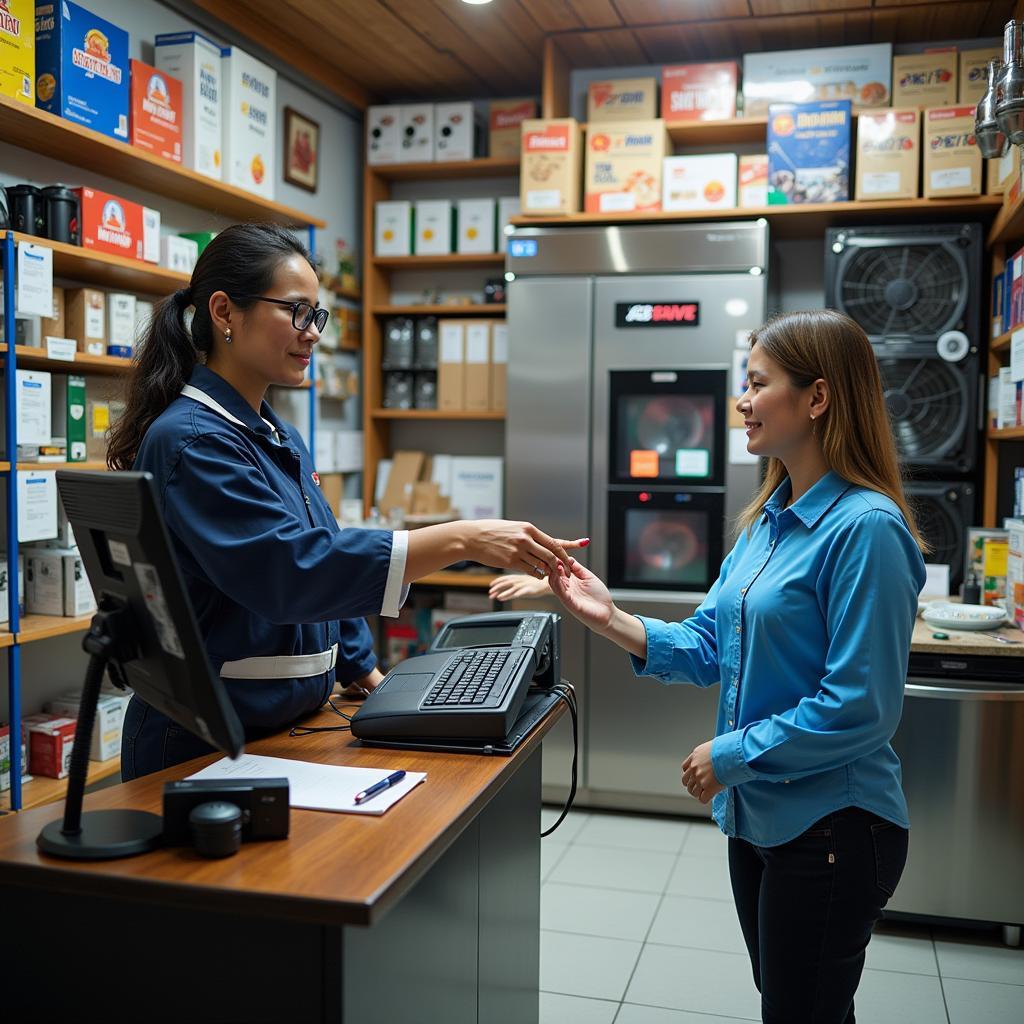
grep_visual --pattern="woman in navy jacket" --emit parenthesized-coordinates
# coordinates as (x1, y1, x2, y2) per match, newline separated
(108, 223, 582, 779)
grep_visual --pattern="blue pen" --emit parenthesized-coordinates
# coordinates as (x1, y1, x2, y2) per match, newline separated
(354, 770, 407, 805)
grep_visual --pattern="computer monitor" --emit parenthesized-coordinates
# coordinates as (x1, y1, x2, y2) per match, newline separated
(36, 471, 244, 860)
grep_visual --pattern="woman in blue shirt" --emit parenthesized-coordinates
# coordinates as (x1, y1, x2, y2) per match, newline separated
(107, 223, 582, 780)
(548, 310, 927, 1024)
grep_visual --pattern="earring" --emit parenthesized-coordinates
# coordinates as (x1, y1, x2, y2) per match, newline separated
(810, 414, 815, 420)
(224, 328, 232, 345)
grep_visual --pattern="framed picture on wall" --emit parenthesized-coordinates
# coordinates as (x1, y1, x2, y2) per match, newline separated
(284, 107, 320, 193)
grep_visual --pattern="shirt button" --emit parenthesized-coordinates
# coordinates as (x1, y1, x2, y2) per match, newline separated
(728, 719, 734, 726)
(740, 588, 747, 595)
(735, 626, 741, 634)
(784, 779, 791, 784)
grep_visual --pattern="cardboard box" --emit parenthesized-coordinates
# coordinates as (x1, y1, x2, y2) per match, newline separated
(464, 321, 491, 413)
(46, 691, 122, 761)
(892, 51, 957, 108)
(587, 77, 657, 123)
(738, 154, 768, 208)
(129, 58, 182, 162)
(960, 47, 1001, 105)
(661, 62, 737, 122)
(65, 287, 105, 355)
(142, 206, 160, 264)
(456, 198, 496, 254)
(0, 0, 34, 105)
(435, 101, 478, 162)
(40, 285, 64, 341)
(399, 103, 434, 162)
(374, 200, 412, 257)
(585, 119, 670, 213)
(74, 186, 145, 261)
(221, 46, 275, 198)
(154, 31, 222, 179)
(999, 367, 1017, 429)
(85, 376, 124, 462)
(366, 104, 400, 165)
(159, 235, 198, 274)
(520, 118, 582, 215)
(51, 373, 86, 461)
(35, 0, 128, 140)
(106, 292, 135, 358)
(26, 546, 64, 614)
(767, 101, 851, 205)
(24, 713, 76, 778)
(450, 456, 503, 519)
(380, 450, 424, 515)
(662, 153, 737, 210)
(17, 469, 57, 541)
(1005, 518, 1024, 631)
(0, 725, 30, 791)
(488, 98, 536, 160)
(438, 320, 465, 412)
(743, 43, 891, 116)
(855, 108, 920, 200)
(413, 200, 453, 255)
(490, 322, 508, 413)
(923, 106, 981, 198)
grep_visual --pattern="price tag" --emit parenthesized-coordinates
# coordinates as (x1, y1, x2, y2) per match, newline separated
(45, 337, 77, 362)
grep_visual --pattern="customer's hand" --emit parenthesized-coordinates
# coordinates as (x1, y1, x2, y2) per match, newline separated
(489, 573, 551, 602)
(681, 740, 725, 805)
(468, 520, 588, 578)
(334, 666, 384, 700)
(548, 557, 616, 632)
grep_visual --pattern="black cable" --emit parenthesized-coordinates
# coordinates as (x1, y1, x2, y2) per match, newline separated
(540, 681, 578, 839)
(289, 698, 360, 736)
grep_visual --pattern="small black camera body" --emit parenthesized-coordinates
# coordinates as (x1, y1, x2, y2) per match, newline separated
(162, 778, 290, 850)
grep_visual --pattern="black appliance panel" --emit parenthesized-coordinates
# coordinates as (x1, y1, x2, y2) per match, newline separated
(905, 480, 975, 591)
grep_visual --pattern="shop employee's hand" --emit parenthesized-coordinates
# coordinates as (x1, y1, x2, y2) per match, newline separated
(548, 557, 615, 631)
(469, 521, 588, 579)
(489, 573, 551, 602)
(681, 741, 725, 805)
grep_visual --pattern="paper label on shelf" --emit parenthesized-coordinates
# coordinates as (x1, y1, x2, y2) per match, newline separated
(1012, 328, 1024, 383)
(17, 372, 50, 445)
(15, 244, 53, 318)
(45, 337, 76, 362)
(729, 427, 758, 464)
(929, 166, 971, 190)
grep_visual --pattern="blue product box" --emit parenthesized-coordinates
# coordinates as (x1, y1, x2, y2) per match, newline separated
(34, 1, 129, 141)
(767, 100, 851, 205)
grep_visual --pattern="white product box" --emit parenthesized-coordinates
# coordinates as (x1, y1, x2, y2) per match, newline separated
(106, 293, 136, 359)
(456, 198, 496, 254)
(154, 32, 222, 180)
(366, 104, 401, 165)
(221, 46, 276, 199)
(49, 495, 76, 549)
(142, 207, 160, 264)
(374, 201, 412, 257)
(16, 370, 51, 446)
(414, 200, 453, 255)
(0, 553, 26, 626)
(25, 547, 66, 615)
(399, 104, 435, 162)
(662, 154, 738, 210)
(17, 471, 58, 542)
(134, 300, 154, 350)
(999, 367, 1019, 429)
(160, 235, 199, 274)
(46, 691, 124, 761)
(450, 456, 503, 520)
(435, 101, 476, 162)
(497, 196, 520, 253)
(314, 430, 337, 473)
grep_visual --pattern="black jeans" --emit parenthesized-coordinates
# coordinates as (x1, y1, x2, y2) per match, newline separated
(120, 695, 216, 781)
(728, 806, 909, 1024)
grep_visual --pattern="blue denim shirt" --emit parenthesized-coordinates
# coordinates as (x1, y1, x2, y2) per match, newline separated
(133, 365, 399, 731)
(631, 470, 926, 847)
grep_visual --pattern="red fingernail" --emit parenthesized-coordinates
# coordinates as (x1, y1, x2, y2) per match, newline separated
(580, 538, 590, 547)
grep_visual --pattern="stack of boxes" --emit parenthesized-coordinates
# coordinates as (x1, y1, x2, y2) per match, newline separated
(436, 318, 507, 415)
(373, 197, 520, 257)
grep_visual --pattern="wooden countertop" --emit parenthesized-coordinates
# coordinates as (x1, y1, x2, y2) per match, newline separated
(911, 617, 1024, 657)
(0, 701, 563, 928)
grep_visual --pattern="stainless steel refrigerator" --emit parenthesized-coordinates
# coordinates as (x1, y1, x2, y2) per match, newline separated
(505, 222, 768, 815)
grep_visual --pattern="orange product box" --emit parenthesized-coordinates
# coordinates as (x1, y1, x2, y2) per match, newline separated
(129, 58, 182, 162)
(661, 62, 738, 122)
(585, 120, 670, 213)
(520, 118, 582, 215)
(738, 154, 768, 208)
(74, 186, 145, 261)
(23, 713, 76, 779)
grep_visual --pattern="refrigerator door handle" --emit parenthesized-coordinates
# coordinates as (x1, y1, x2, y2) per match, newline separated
(905, 681, 1024, 701)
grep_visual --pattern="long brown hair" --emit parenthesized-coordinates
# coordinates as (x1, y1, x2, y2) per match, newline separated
(736, 310, 928, 552)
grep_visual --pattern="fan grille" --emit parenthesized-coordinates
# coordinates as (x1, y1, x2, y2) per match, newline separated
(837, 243, 966, 337)
(877, 357, 968, 462)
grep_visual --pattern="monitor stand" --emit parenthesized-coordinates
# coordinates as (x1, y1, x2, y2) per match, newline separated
(36, 601, 163, 860)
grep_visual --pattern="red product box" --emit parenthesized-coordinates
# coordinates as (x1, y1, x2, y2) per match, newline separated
(662, 62, 739, 122)
(74, 187, 145, 261)
(23, 714, 77, 779)
(130, 59, 183, 163)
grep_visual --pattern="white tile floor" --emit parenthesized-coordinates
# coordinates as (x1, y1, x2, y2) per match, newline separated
(539, 807, 1024, 1024)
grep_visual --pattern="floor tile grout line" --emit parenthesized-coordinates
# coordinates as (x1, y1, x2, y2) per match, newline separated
(929, 926, 954, 1024)
(544, 877, 734, 900)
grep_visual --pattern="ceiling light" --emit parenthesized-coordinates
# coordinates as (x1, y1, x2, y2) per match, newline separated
(461, 0, 494, 5)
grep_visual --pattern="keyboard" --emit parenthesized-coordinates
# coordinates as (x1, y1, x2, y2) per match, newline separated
(423, 649, 515, 707)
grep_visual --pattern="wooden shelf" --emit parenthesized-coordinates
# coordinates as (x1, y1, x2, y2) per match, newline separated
(10, 231, 187, 295)
(665, 116, 768, 147)
(992, 330, 1015, 353)
(371, 408, 505, 421)
(988, 188, 1024, 246)
(511, 196, 1004, 242)
(14, 461, 107, 472)
(989, 426, 1024, 440)
(6, 755, 121, 812)
(414, 571, 499, 589)
(16, 613, 94, 644)
(373, 304, 506, 316)
(372, 253, 506, 270)
(1, 344, 131, 376)
(369, 157, 519, 181)
(0, 94, 324, 228)
(0, 630, 13, 649)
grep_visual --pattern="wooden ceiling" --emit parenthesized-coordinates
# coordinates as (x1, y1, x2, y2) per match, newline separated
(193, 0, 1017, 109)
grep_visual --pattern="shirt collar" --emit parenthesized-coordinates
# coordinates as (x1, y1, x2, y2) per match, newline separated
(764, 469, 851, 529)
(186, 365, 291, 441)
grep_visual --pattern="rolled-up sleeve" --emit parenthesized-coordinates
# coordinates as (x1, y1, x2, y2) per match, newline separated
(381, 529, 410, 618)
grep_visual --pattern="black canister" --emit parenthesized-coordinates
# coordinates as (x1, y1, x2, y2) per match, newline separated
(189, 801, 243, 858)
(5, 184, 45, 236)
(41, 185, 79, 245)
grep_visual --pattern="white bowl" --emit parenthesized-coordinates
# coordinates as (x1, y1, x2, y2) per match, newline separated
(921, 602, 1007, 630)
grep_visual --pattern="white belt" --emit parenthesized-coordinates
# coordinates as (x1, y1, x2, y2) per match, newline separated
(220, 644, 338, 680)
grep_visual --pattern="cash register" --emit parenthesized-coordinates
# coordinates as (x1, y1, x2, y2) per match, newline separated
(350, 611, 560, 743)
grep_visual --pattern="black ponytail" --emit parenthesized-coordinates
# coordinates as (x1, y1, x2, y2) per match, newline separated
(107, 223, 315, 470)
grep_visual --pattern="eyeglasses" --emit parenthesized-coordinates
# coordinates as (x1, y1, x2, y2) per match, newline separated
(240, 295, 330, 333)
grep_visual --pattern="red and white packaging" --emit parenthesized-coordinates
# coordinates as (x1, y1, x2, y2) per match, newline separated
(738, 154, 768, 208)
(661, 62, 738, 122)
(74, 187, 145, 262)
(23, 713, 77, 779)
(130, 59, 183, 163)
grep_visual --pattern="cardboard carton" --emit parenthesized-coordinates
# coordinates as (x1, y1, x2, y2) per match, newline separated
(0, 0, 34, 105)
(587, 77, 657, 122)
(1005, 518, 1024, 631)
(65, 288, 105, 355)
(767, 101, 851, 205)
(490, 322, 508, 413)
(374, 201, 412, 257)
(366, 104, 400, 165)
(497, 196, 520, 253)
(662, 153, 737, 210)
(413, 200, 453, 255)
(585, 119, 670, 213)
(738, 154, 768, 208)
(463, 321, 491, 413)
(855, 108, 920, 200)
(892, 51, 957, 108)
(106, 292, 135, 358)
(23, 713, 76, 778)
(380, 450, 424, 515)
(51, 373, 86, 462)
(129, 58, 182, 162)
(661, 62, 738, 122)
(959, 47, 1001, 105)
(74, 186, 145, 262)
(456, 198, 496, 254)
(399, 103, 434, 162)
(435, 101, 478, 162)
(923, 106, 981, 198)
(488, 98, 536, 160)
(520, 118, 582, 215)
(85, 376, 125, 462)
(40, 285, 64, 341)
(438, 320, 465, 412)
(221, 46, 276, 198)
(46, 691, 122, 761)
